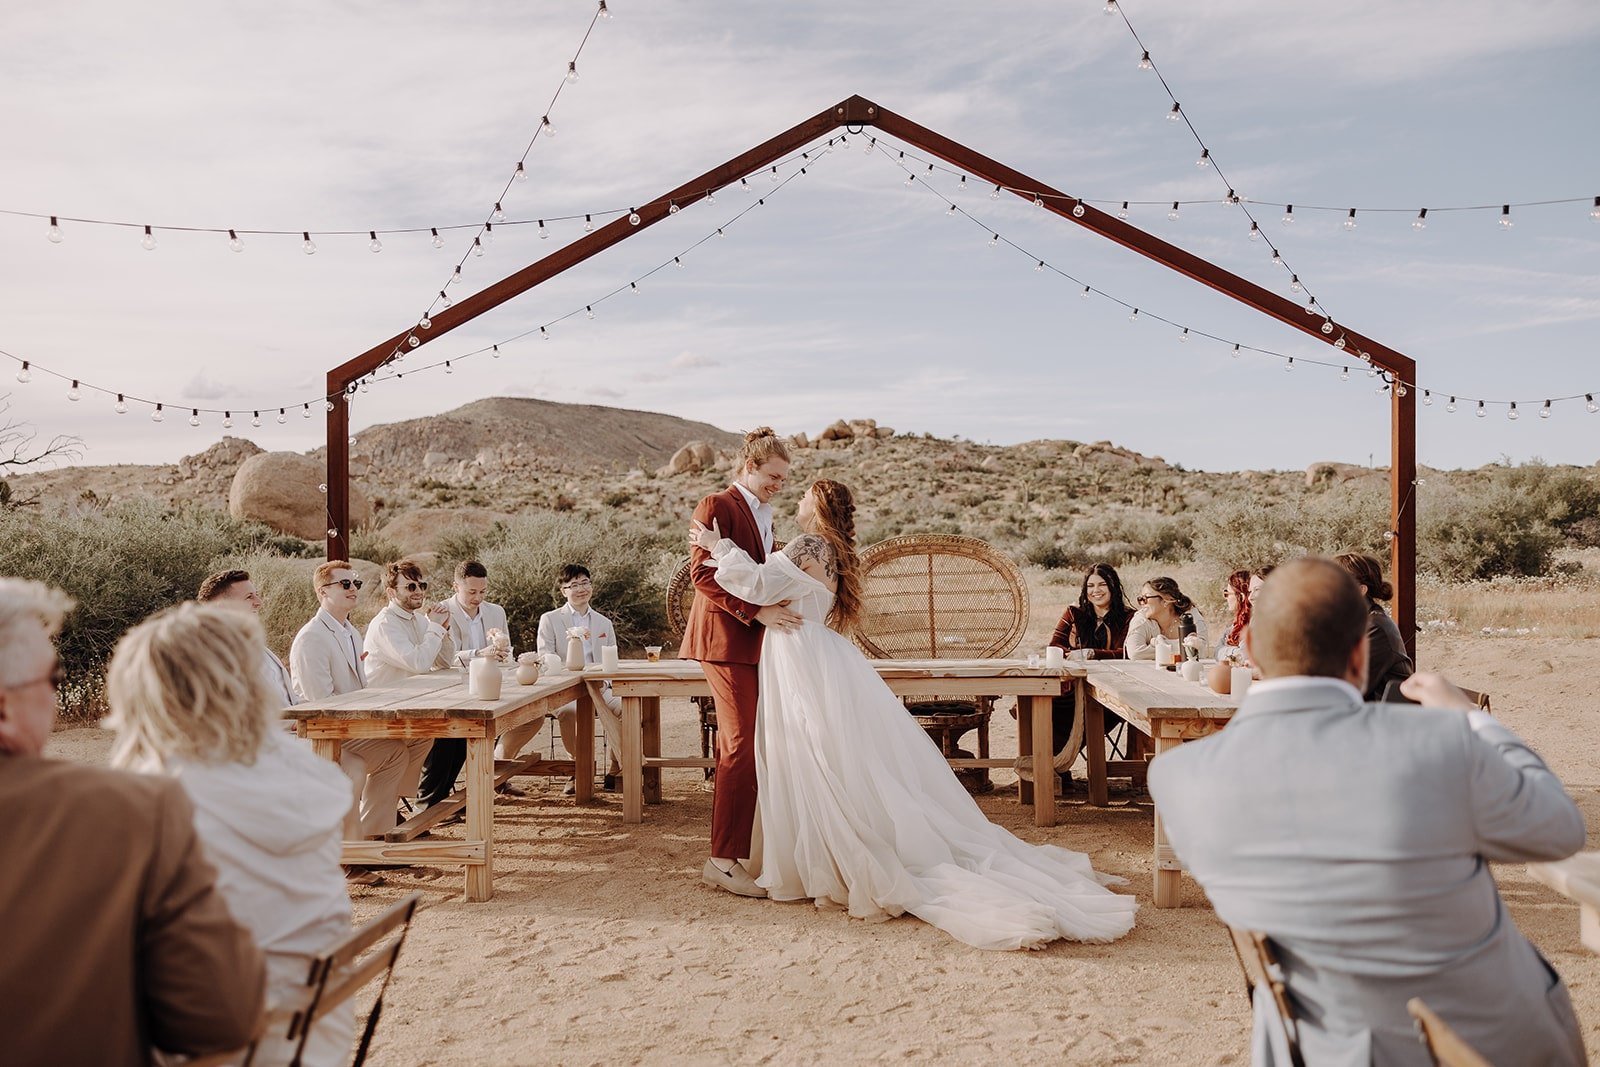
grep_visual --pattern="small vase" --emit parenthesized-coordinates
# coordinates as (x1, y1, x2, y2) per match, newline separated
(566, 634, 585, 672)
(469, 656, 503, 700)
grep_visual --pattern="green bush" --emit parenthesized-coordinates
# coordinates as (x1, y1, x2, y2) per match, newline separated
(1064, 511, 1193, 565)
(1190, 486, 1389, 572)
(433, 512, 676, 650)
(1419, 481, 1564, 581)
(0, 500, 295, 719)
(347, 525, 402, 565)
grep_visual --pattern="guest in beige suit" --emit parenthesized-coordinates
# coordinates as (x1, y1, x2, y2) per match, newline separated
(289, 560, 409, 880)
(0, 577, 265, 1067)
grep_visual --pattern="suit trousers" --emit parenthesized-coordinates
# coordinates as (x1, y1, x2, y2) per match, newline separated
(417, 740, 466, 808)
(705, 660, 760, 861)
(339, 738, 410, 838)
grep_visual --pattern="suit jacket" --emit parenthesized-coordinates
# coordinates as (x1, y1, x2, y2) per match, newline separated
(446, 596, 510, 661)
(289, 607, 366, 701)
(1361, 605, 1414, 702)
(536, 604, 618, 661)
(681, 485, 768, 665)
(0, 755, 265, 1067)
(1148, 677, 1586, 1066)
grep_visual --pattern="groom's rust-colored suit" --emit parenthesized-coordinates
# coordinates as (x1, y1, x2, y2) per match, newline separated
(682, 485, 767, 860)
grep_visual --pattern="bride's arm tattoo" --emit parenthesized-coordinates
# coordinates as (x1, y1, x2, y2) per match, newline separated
(784, 533, 836, 579)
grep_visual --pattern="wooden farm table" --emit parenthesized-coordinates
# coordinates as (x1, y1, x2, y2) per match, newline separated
(1528, 852, 1600, 953)
(590, 658, 1078, 829)
(1078, 661, 1240, 908)
(288, 668, 594, 902)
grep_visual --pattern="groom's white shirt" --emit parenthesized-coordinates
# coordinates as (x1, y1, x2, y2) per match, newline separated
(732, 482, 773, 555)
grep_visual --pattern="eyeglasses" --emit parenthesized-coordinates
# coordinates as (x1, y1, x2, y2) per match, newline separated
(402, 580, 429, 592)
(562, 578, 593, 589)
(6, 657, 65, 693)
(1136, 595, 1171, 606)
(321, 578, 363, 591)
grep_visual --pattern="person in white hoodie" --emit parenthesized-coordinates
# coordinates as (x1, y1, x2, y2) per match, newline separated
(106, 602, 356, 1067)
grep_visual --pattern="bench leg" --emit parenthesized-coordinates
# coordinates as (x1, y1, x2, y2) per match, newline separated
(622, 696, 644, 824)
(464, 734, 495, 902)
(1152, 731, 1183, 908)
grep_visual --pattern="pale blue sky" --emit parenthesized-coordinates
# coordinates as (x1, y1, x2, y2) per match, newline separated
(3, 1, 1597, 474)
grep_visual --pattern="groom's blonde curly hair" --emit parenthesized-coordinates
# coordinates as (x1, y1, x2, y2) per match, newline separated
(735, 426, 790, 473)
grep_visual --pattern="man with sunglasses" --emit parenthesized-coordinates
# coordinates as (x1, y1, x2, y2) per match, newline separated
(1, 578, 266, 1065)
(290, 560, 411, 880)
(364, 559, 456, 806)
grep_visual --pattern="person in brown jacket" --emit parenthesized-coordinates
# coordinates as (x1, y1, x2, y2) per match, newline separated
(681, 428, 803, 898)
(0, 578, 266, 1067)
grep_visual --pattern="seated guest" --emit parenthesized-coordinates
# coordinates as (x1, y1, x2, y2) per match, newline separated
(1334, 551, 1414, 702)
(198, 568, 299, 711)
(1149, 558, 1585, 1064)
(421, 559, 516, 804)
(1124, 576, 1208, 660)
(0, 578, 264, 1066)
(528, 563, 624, 795)
(364, 558, 455, 802)
(107, 602, 354, 1067)
(290, 560, 409, 883)
(1213, 569, 1252, 661)
(1047, 563, 1134, 790)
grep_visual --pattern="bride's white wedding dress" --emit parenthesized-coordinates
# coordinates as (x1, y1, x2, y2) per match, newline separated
(705, 535, 1137, 951)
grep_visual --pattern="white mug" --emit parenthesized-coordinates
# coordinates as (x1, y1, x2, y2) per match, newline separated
(1230, 666, 1254, 698)
(600, 645, 620, 671)
(1044, 646, 1066, 669)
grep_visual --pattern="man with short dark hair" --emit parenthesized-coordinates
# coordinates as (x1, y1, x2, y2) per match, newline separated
(364, 558, 454, 803)
(0, 577, 265, 1065)
(197, 568, 297, 710)
(528, 563, 624, 795)
(1149, 557, 1585, 1064)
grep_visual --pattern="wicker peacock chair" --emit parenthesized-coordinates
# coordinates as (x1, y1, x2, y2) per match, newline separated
(665, 556, 718, 772)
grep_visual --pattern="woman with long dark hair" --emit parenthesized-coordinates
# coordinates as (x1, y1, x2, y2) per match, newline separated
(689, 480, 1135, 951)
(1335, 552, 1414, 701)
(1050, 563, 1134, 659)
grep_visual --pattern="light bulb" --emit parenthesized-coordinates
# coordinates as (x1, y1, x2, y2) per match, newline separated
(327, 529, 338, 540)
(445, 361, 453, 374)
(597, 0, 611, 19)
(450, 266, 461, 285)
(439, 290, 452, 309)
(1072, 199, 1085, 218)
(47, 216, 63, 243)
(1342, 209, 1357, 231)
(1376, 382, 1389, 395)
(1271, 249, 1282, 265)
(303, 404, 312, 419)
(1167, 102, 1181, 122)
(1033, 194, 1044, 208)
(669, 201, 680, 215)
(1540, 401, 1551, 419)
(1507, 402, 1519, 420)
(251, 411, 263, 427)
(539, 219, 549, 239)
(431, 227, 444, 248)
(302, 232, 317, 255)
(770, 166, 779, 183)
(16, 361, 30, 384)
(716, 228, 725, 238)
(991, 185, 1001, 200)
(1281, 205, 1294, 226)
(1321, 320, 1334, 335)
(541, 115, 554, 137)
(1138, 50, 1152, 70)
(1104, 0, 1116, 12)
(674, 256, 685, 269)
(359, 378, 370, 393)
(1368, 366, 1378, 378)
(1196, 149, 1210, 168)
(189, 410, 201, 427)
(1304, 299, 1317, 314)
(947, 203, 957, 216)
(483, 223, 494, 245)
(629, 210, 640, 225)
(222, 412, 233, 428)
(905, 174, 915, 187)
(419, 316, 432, 330)
(1499, 205, 1513, 229)
(1284, 358, 1294, 372)
(1586, 394, 1597, 413)
(584, 215, 594, 232)
(1081, 286, 1091, 299)
(1168, 202, 1180, 221)
(407, 335, 420, 347)
(1413, 208, 1428, 230)
(515, 161, 527, 182)
(491, 345, 500, 357)
(115, 394, 127, 414)
(325, 400, 335, 412)
(1117, 202, 1129, 220)
(1340, 367, 1349, 381)
(1446, 397, 1457, 413)
(347, 436, 355, 446)
(472, 237, 484, 256)
(1591, 197, 1600, 222)
(1290, 275, 1302, 293)
(1179, 328, 1189, 343)
(493, 203, 506, 223)
(152, 405, 164, 422)
(1248, 222, 1260, 241)
(1396, 384, 1407, 397)
(1476, 401, 1487, 418)
(1422, 391, 1433, 406)
(228, 229, 244, 252)
(67, 380, 80, 401)
(1034, 260, 1045, 273)
(1232, 344, 1241, 357)
(566, 61, 578, 83)
(541, 326, 552, 339)
(741, 178, 750, 191)
(1129, 308, 1139, 323)
(630, 281, 639, 294)
(586, 305, 595, 319)
(141, 225, 156, 251)
(318, 483, 328, 494)
(277, 409, 287, 424)
(988, 233, 998, 248)
(1334, 336, 1347, 350)
(958, 175, 966, 191)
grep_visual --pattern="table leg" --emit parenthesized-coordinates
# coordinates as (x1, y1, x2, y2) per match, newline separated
(1080, 685, 1109, 807)
(573, 683, 595, 804)
(643, 696, 662, 805)
(464, 734, 495, 902)
(1026, 694, 1056, 828)
(1016, 698, 1034, 806)
(1152, 729, 1184, 908)
(622, 695, 644, 824)
(311, 737, 342, 763)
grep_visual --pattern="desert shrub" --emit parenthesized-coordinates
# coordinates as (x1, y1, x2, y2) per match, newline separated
(433, 523, 505, 564)
(347, 525, 402, 565)
(1499, 461, 1600, 536)
(1020, 533, 1073, 571)
(1190, 486, 1389, 571)
(1419, 484, 1563, 581)
(438, 512, 675, 649)
(601, 488, 633, 508)
(204, 552, 321, 659)
(0, 500, 291, 719)
(1061, 511, 1194, 566)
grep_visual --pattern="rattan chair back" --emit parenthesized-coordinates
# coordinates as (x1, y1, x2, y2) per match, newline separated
(666, 556, 695, 639)
(853, 534, 1029, 660)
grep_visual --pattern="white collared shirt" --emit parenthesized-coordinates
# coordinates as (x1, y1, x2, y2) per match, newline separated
(455, 596, 488, 654)
(732, 481, 773, 555)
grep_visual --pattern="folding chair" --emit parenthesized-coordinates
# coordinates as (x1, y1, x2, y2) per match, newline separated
(1407, 998, 1492, 1067)
(1224, 924, 1305, 1067)
(187, 891, 422, 1067)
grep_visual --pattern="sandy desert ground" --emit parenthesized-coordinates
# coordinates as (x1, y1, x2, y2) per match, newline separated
(49, 632, 1600, 1065)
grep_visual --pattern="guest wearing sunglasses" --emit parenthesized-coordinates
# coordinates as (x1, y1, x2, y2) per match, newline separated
(1125, 576, 1208, 660)
(289, 560, 411, 883)
(364, 559, 456, 805)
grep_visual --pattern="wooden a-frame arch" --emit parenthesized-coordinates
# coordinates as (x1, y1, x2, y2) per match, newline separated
(325, 94, 1418, 660)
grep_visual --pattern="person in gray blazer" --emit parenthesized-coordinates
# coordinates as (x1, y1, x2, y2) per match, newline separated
(1149, 557, 1585, 1065)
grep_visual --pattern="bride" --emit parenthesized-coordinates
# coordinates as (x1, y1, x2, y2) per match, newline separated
(690, 478, 1136, 950)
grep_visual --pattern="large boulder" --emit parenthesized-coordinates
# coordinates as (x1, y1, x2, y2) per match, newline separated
(379, 507, 514, 556)
(663, 440, 717, 476)
(1306, 461, 1383, 489)
(818, 419, 853, 441)
(228, 452, 371, 540)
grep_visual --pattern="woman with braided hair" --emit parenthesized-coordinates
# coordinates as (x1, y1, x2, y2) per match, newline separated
(691, 479, 1135, 950)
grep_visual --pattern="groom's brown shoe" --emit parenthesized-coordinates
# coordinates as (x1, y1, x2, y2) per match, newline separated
(702, 859, 767, 898)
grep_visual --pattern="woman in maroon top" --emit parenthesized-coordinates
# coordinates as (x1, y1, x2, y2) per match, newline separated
(1049, 563, 1135, 791)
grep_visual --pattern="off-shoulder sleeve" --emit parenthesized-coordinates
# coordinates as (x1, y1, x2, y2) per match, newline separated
(708, 539, 816, 606)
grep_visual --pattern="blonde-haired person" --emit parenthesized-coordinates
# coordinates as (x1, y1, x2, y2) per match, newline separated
(108, 602, 355, 1067)
(1334, 551, 1414, 702)
(690, 480, 1135, 950)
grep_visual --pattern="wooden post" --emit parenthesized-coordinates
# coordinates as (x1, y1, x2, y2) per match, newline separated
(1392, 381, 1418, 663)
(324, 388, 349, 562)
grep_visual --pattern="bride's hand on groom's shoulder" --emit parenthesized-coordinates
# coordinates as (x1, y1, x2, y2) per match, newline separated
(689, 517, 723, 553)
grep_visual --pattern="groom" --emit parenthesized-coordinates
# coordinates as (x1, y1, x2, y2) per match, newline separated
(683, 431, 802, 897)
